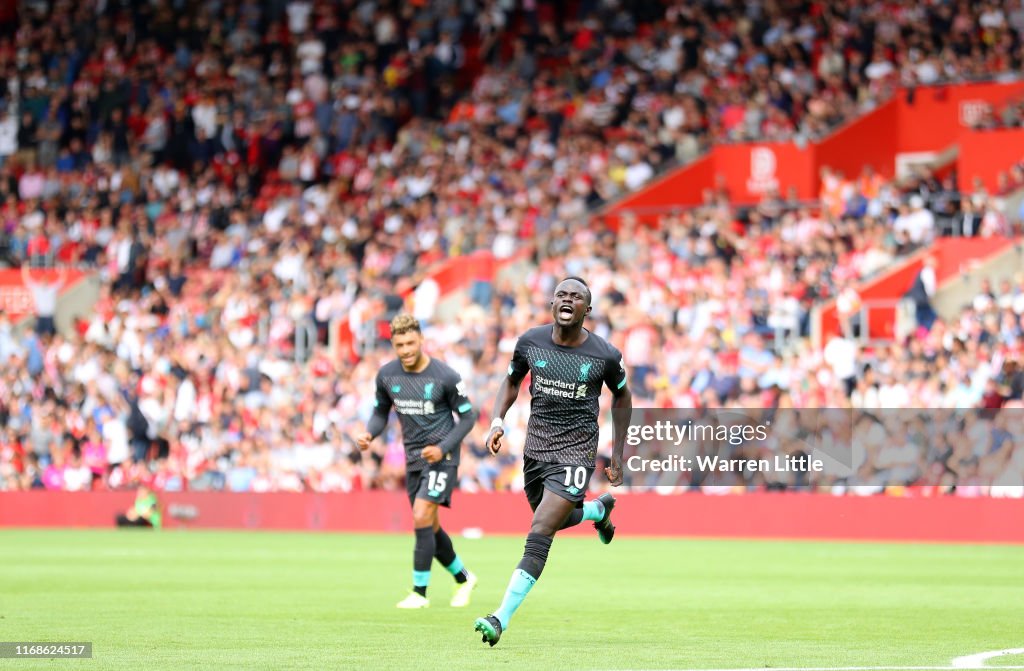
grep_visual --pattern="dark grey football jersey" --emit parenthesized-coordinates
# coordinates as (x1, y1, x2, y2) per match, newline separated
(507, 325, 628, 467)
(374, 359, 473, 469)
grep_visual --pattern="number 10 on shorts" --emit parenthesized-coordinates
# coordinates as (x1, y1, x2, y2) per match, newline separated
(563, 466, 586, 490)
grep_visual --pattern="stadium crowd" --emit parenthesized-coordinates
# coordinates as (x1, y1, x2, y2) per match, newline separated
(2, 0, 1024, 497)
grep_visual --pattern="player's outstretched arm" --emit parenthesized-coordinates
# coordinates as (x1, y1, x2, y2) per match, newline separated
(606, 385, 632, 486)
(486, 375, 522, 455)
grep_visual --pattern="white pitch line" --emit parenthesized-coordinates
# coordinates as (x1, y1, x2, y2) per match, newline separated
(953, 650, 1024, 669)
(606, 667, 1024, 671)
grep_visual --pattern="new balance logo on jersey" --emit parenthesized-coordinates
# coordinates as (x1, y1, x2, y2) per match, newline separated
(535, 360, 547, 368)
(391, 385, 401, 393)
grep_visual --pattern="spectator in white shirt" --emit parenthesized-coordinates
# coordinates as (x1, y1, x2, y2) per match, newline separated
(21, 264, 66, 338)
(894, 195, 935, 246)
(0, 109, 17, 164)
(824, 335, 859, 396)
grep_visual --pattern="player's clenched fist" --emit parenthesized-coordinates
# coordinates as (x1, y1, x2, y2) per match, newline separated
(604, 458, 623, 486)
(354, 431, 373, 451)
(485, 427, 504, 455)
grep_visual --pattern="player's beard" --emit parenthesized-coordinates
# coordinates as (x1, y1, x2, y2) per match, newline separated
(401, 352, 424, 371)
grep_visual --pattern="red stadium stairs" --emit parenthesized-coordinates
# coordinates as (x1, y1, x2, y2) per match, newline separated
(813, 237, 1023, 346)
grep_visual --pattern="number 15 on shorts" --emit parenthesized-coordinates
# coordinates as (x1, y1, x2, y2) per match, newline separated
(428, 471, 448, 493)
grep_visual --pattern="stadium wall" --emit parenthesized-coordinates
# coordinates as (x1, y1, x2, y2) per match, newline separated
(603, 81, 1024, 216)
(816, 98, 900, 181)
(714, 141, 817, 203)
(896, 80, 1024, 154)
(957, 127, 1024, 193)
(2, 491, 1023, 543)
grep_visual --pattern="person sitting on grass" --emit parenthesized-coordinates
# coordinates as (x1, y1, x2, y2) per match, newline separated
(115, 483, 162, 529)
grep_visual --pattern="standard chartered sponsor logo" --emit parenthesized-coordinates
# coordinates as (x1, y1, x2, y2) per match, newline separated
(393, 399, 436, 415)
(534, 375, 587, 399)
(535, 375, 575, 390)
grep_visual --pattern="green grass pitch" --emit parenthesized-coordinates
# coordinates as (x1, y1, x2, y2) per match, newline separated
(1, 529, 1023, 671)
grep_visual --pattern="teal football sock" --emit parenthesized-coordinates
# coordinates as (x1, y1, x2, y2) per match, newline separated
(493, 533, 553, 629)
(493, 569, 537, 630)
(445, 555, 465, 576)
(581, 498, 605, 522)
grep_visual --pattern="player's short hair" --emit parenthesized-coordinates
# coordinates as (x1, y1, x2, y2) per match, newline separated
(558, 276, 592, 305)
(389, 314, 421, 337)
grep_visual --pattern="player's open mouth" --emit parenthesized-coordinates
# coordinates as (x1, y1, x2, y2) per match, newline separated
(559, 306, 574, 316)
